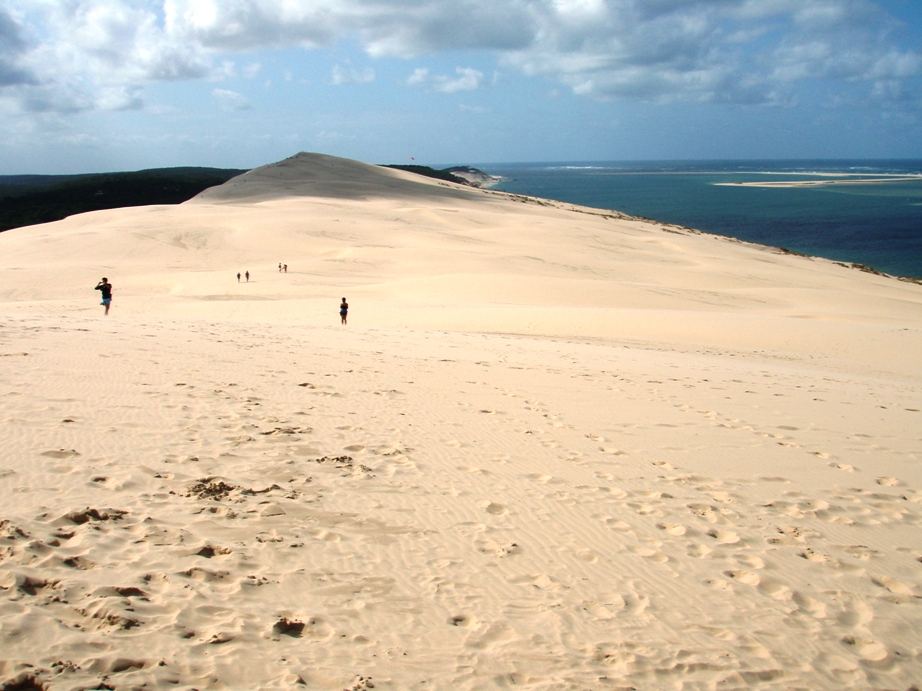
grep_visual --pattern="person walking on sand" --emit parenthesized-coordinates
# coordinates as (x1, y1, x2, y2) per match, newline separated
(245, 271, 250, 282)
(95, 277, 113, 315)
(340, 297, 348, 325)
(237, 272, 241, 282)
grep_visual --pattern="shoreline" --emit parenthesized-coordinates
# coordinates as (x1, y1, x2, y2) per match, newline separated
(486, 187, 922, 281)
(488, 167, 922, 280)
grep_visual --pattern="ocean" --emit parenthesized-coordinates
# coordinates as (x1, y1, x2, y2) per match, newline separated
(478, 160, 922, 279)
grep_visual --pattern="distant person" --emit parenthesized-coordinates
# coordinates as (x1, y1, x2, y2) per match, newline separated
(340, 297, 348, 325)
(95, 277, 112, 315)
(279, 263, 282, 273)
(245, 271, 250, 282)
(237, 272, 241, 282)
(283, 264, 287, 273)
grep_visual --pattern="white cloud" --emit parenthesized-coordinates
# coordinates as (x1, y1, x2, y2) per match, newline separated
(407, 67, 484, 93)
(499, 0, 921, 104)
(0, 0, 919, 117)
(331, 63, 375, 85)
(212, 87, 252, 111)
(3, 0, 210, 114)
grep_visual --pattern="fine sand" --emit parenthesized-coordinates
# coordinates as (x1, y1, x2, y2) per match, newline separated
(1, 153, 921, 690)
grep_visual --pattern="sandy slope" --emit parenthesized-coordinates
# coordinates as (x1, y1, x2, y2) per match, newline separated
(1, 153, 920, 690)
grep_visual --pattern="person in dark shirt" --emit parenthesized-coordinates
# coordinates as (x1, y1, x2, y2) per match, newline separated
(95, 277, 112, 315)
(340, 297, 348, 325)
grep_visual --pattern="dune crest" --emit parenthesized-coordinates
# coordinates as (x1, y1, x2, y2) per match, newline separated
(192, 151, 479, 203)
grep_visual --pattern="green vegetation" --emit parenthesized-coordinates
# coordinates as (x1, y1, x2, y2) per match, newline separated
(0, 167, 245, 233)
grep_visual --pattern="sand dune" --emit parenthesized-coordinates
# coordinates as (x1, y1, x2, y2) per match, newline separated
(1, 153, 921, 690)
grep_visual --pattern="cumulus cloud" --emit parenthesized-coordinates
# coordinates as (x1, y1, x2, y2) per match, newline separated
(2, 0, 211, 115)
(212, 87, 252, 111)
(407, 67, 484, 93)
(1, 0, 919, 117)
(163, 0, 536, 56)
(505, 0, 921, 104)
(331, 63, 375, 85)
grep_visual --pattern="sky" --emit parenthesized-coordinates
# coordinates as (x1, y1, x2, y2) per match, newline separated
(1, 0, 922, 174)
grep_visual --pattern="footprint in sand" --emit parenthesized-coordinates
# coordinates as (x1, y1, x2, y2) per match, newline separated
(724, 569, 760, 586)
(707, 529, 740, 544)
(41, 449, 81, 459)
(735, 554, 764, 569)
(477, 539, 521, 557)
(510, 573, 561, 591)
(688, 503, 724, 524)
(460, 466, 490, 475)
(837, 600, 874, 627)
(629, 503, 663, 517)
(872, 575, 917, 597)
(467, 622, 516, 649)
(705, 490, 733, 504)
(449, 613, 480, 629)
(757, 578, 792, 600)
(798, 497, 831, 513)
(310, 529, 341, 542)
(656, 522, 687, 536)
(630, 545, 668, 563)
(484, 502, 508, 516)
(875, 476, 901, 487)
(623, 592, 650, 615)
(830, 462, 857, 472)
(583, 600, 624, 619)
(297, 616, 335, 641)
(687, 543, 712, 558)
(575, 549, 599, 563)
(602, 517, 632, 532)
(705, 578, 733, 591)
(842, 636, 889, 662)
(793, 591, 827, 618)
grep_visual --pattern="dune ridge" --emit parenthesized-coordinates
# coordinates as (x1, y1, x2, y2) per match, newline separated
(1, 153, 920, 690)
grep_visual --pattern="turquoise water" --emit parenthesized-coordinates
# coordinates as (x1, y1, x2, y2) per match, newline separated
(480, 160, 922, 278)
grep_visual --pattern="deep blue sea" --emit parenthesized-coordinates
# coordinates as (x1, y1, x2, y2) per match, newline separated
(478, 160, 922, 279)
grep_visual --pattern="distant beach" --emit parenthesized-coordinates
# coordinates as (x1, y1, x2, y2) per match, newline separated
(716, 172, 922, 188)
